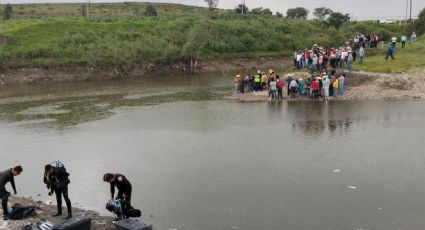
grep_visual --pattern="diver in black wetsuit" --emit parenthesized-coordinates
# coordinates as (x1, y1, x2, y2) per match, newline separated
(0, 166, 23, 220)
(103, 173, 132, 205)
(44, 163, 72, 219)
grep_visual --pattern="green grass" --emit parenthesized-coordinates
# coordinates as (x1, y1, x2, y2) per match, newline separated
(0, 3, 414, 72)
(353, 38, 425, 73)
(0, 2, 216, 20)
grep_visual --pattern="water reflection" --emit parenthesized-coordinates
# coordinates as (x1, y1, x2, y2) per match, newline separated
(0, 73, 231, 128)
(286, 101, 354, 137)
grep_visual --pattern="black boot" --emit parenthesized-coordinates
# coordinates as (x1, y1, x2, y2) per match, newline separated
(52, 208, 62, 217)
(65, 207, 72, 219)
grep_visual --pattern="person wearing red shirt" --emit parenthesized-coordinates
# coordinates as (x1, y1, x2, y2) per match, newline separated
(311, 78, 319, 100)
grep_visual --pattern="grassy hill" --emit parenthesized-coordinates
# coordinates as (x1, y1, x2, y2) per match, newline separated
(0, 2, 215, 20)
(0, 3, 414, 73)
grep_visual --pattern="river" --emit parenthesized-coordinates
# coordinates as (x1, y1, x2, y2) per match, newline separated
(0, 73, 424, 230)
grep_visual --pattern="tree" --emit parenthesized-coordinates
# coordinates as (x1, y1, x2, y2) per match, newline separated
(286, 7, 309, 20)
(416, 7, 425, 35)
(81, 5, 88, 19)
(261, 8, 272, 15)
(327, 12, 350, 29)
(250, 7, 272, 15)
(276, 12, 283, 18)
(235, 4, 249, 14)
(3, 4, 13, 20)
(204, 0, 219, 11)
(182, 22, 209, 74)
(144, 4, 158, 17)
(313, 7, 333, 21)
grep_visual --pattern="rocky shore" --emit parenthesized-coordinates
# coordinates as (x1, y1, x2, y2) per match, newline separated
(0, 196, 115, 230)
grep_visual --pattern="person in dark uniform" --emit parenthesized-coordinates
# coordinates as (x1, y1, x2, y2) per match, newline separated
(0, 166, 23, 220)
(103, 173, 132, 205)
(44, 163, 72, 219)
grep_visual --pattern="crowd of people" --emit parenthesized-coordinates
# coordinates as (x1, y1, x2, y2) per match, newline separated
(292, 32, 377, 74)
(234, 31, 419, 101)
(234, 68, 345, 101)
(292, 31, 418, 73)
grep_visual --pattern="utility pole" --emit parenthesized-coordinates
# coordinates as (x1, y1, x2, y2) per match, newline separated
(409, 0, 412, 21)
(405, 0, 408, 22)
(242, 0, 246, 15)
(87, 0, 90, 20)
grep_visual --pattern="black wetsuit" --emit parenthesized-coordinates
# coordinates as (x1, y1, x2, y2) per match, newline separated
(44, 167, 72, 216)
(110, 174, 132, 204)
(0, 169, 16, 217)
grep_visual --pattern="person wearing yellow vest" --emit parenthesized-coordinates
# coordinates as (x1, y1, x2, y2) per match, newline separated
(254, 75, 261, 92)
(332, 78, 339, 96)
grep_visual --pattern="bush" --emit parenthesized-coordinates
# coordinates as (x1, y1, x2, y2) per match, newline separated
(416, 7, 425, 35)
(3, 4, 13, 20)
(144, 4, 157, 17)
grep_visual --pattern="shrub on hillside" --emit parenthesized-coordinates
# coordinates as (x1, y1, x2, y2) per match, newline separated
(416, 7, 425, 35)
(3, 4, 13, 20)
(144, 4, 157, 17)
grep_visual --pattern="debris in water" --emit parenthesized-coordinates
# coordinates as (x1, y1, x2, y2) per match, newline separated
(332, 169, 341, 173)
(231, 226, 239, 230)
(45, 200, 52, 205)
(347, 186, 357, 189)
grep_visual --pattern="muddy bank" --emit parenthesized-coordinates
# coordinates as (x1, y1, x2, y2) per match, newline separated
(0, 57, 292, 85)
(0, 196, 116, 230)
(233, 68, 425, 102)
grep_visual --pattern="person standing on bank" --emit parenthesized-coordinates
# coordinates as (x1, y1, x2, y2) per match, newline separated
(0, 166, 23, 220)
(103, 173, 132, 205)
(385, 42, 396, 60)
(44, 162, 72, 219)
(401, 34, 407, 48)
(411, 32, 417, 46)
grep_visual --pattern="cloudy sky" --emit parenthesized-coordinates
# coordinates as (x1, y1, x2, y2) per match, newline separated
(1, 0, 424, 20)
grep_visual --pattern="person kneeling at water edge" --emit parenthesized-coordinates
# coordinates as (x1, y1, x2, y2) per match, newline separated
(44, 162, 72, 219)
(103, 173, 132, 205)
(0, 166, 23, 220)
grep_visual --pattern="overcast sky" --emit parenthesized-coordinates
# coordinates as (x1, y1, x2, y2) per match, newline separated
(1, 0, 424, 20)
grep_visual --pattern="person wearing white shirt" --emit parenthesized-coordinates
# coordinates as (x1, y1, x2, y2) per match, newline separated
(290, 79, 298, 99)
(411, 32, 417, 46)
(359, 46, 365, 64)
(296, 53, 303, 69)
(401, 34, 407, 48)
(323, 77, 330, 102)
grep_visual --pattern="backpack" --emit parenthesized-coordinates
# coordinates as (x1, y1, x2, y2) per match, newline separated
(54, 161, 67, 174)
(8, 203, 36, 220)
(106, 200, 142, 220)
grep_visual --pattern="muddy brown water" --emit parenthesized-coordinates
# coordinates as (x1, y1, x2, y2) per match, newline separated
(0, 72, 424, 230)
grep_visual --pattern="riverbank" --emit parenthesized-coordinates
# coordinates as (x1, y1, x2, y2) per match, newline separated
(233, 68, 425, 102)
(0, 57, 292, 85)
(0, 196, 116, 230)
